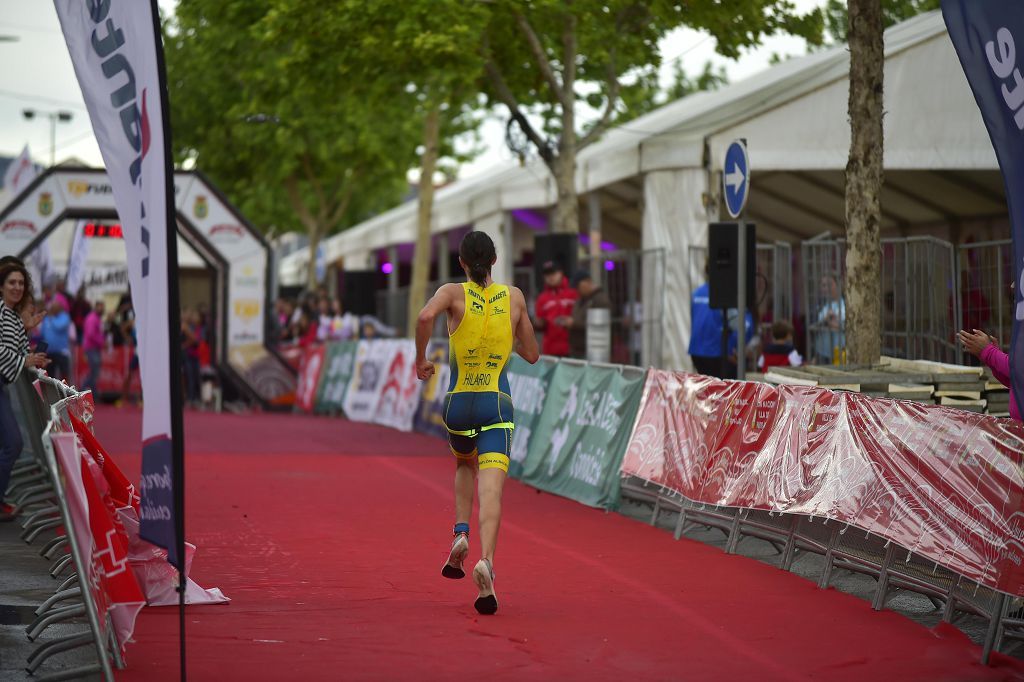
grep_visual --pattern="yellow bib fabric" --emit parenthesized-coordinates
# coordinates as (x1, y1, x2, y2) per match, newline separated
(449, 282, 513, 395)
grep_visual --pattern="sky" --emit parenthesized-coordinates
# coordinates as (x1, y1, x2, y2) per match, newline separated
(0, 0, 826, 181)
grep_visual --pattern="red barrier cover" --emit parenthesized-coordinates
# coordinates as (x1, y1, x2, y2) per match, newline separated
(622, 371, 1024, 595)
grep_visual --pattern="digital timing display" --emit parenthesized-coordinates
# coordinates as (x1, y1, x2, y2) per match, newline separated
(83, 223, 123, 238)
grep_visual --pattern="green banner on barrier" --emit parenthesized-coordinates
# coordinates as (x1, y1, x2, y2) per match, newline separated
(315, 341, 358, 414)
(506, 356, 557, 480)
(519, 362, 645, 510)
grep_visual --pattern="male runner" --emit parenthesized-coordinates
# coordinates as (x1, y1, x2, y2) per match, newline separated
(415, 231, 539, 615)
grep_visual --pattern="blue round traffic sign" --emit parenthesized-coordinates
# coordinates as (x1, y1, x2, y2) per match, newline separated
(723, 141, 749, 219)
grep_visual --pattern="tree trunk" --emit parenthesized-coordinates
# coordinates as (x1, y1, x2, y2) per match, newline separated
(552, 99, 579, 234)
(407, 101, 442, 333)
(844, 0, 883, 365)
(306, 227, 322, 291)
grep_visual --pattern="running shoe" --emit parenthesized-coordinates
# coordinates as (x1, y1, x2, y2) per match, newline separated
(441, 532, 469, 579)
(472, 558, 498, 615)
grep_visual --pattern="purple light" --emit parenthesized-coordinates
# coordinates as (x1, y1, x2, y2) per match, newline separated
(511, 209, 548, 231)
(604, 260, 615, 271)
(381, 262, 393, 275)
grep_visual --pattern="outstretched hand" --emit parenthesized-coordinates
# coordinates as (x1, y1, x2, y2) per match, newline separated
(23, 309, 45, 331)
(416, 359, 435, 381)
(958, 328, 995, 358)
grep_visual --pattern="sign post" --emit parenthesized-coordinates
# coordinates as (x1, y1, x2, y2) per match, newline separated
(723, 140, 750, 380)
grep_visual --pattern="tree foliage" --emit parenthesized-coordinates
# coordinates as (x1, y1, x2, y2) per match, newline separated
(481, 0, 825, 233)
(824, 0, 939, 42)
(165, 1, 423, 286)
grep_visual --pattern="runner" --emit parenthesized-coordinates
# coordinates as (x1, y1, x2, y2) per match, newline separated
(414, 231, 539, 615)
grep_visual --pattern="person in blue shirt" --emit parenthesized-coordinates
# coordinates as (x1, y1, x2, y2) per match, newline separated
(689, 281, 754, 379)
(40, 298, 71, 381)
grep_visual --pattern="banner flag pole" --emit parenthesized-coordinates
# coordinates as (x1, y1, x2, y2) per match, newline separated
(54, 1, 187, 677)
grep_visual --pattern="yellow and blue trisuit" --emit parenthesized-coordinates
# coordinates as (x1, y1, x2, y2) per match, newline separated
(444, 282, 514, 473)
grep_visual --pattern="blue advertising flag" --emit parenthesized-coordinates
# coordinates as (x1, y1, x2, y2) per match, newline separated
(943, 1, 1024, 416)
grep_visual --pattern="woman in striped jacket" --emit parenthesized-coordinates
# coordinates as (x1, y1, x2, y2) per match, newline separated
(0, 261, 49, 522)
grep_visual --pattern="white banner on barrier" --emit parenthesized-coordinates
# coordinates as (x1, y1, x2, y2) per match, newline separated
(343, 340, 399, 422)
(373, 340, 419, 432)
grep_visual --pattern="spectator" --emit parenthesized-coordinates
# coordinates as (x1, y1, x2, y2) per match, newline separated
(814, 275, 845, 364)
(330, 299, 359, 341)
(40, 298, 72, 381)
(0, 262, 49, 521)
(533, 261, 577, 357)
(758, 320, 803, 371)
(565, 270, 611, 359)
(316, 298, 333, 343)
(81, 301, 105, 394)
(688, 277, 754, 379)
(960, 327, 1019, 421)
(181, 309, 202, 405)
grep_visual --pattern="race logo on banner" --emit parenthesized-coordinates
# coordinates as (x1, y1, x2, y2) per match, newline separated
(943, 0, 1024, 418)
(518, 362, 644, 509)
(374, 340, 420, 432)
(56, 1, 182, 567)
(413, 341, 451, 439)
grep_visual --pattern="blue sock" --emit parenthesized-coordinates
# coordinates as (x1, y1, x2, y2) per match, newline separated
(454, 523, 469, 536)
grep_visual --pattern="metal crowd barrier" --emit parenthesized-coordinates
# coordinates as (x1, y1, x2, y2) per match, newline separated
(619, 474, 1022, 664)
(6, 371, 119, 681)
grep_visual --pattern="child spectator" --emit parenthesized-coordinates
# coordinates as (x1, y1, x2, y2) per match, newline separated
(758, 320, 803, 371)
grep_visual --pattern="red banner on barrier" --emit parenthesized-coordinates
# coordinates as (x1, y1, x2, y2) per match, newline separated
(51, 432, 146, 655)
(622, 372, 1024, 595)
(295, 346, 326, 413)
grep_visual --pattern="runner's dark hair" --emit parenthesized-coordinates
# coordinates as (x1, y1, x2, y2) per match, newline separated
(459, 231, 496, 287)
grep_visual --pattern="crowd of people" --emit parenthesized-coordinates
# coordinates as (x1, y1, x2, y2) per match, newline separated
(273, 288, 396, 346)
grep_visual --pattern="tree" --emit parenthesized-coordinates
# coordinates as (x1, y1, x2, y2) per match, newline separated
(165, 1, 422, 289)
(824, 0, 939, 43)
(615, 61, 730, 126)
(481, 1, 824, 233)
(263, 1, 487, 332)
(844, 0, 884, 365)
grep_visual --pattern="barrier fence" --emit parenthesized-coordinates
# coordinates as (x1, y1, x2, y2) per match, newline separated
(6, 371, 226, 680)
(294, 337, 1024, 663)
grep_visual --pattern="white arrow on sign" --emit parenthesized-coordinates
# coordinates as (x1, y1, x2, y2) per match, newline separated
(725, 164, 746, 192)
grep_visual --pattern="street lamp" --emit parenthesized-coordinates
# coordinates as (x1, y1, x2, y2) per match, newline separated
(22, 109, 74, 167)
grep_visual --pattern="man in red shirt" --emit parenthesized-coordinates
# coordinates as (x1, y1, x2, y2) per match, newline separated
(533, 261, 577, 357)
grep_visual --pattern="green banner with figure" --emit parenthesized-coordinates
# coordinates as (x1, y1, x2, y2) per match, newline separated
(506, 355, 558, 480)
(518, 362, 645, 510)
(314, 341, 359, 414)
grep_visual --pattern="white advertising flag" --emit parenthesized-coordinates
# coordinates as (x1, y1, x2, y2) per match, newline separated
(55, 0, 183, 568)
(65, 220, 91, 295)
(3, 144, 38, 195)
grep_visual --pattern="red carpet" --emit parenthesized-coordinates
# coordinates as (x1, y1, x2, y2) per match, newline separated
(94, 406, 1024, 681)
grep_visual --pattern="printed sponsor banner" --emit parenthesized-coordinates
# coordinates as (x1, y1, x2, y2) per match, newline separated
(295, 345, 327, 413)
(506, 356, 557, 479)
(228, 344, 297, 406)
(943, 0, 1024, 428)
(343, 340, 400, 422)
(56, 0, 182, 566)
(373, 340, 420, 432)
(621, 371, 1024, 595)
(413, 341, 451, 439)
(519, 362, 644, 509)
(314, 341, 358, 414)
(50, 432, 146, 654)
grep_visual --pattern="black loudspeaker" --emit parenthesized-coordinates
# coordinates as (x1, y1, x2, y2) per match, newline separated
(341, 270, 378, 317)
(708, 222, 756, 310)
(534, 233, 579, 284)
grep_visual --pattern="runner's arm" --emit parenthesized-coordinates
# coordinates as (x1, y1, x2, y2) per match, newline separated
(416, 284, 455, 365)
(512, 287, 540, 364)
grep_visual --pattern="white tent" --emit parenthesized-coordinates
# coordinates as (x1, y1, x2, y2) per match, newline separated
(279, 11, 1004, 371)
